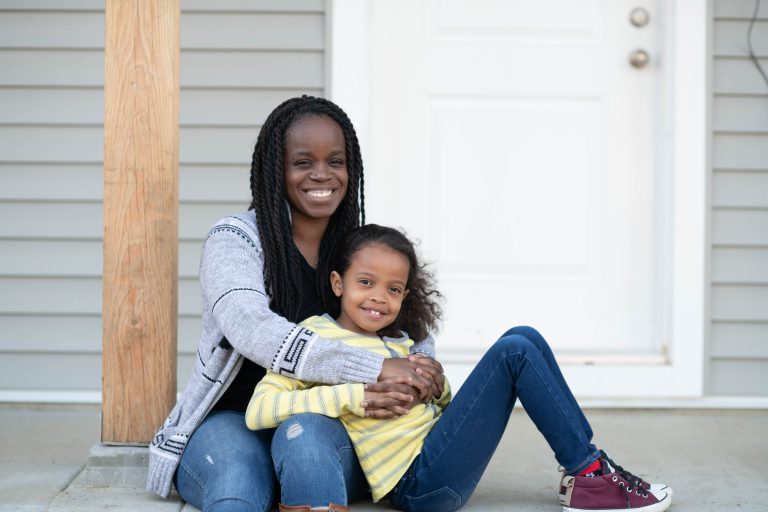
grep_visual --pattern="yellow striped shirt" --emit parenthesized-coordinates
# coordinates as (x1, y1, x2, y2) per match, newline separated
(245, 314, 451, 501)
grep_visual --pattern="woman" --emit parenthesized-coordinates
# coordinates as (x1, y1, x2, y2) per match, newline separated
(147, 96, 443, 511)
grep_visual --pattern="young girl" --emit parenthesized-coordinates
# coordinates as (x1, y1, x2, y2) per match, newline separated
(246, 225, 673, 512)
(246, 224, 448, 509)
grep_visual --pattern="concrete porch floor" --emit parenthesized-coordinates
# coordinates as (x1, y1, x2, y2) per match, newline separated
(2, 404, 767, 512)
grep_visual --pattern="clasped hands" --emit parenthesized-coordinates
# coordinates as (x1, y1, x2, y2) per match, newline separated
(361, 354, 445, 419)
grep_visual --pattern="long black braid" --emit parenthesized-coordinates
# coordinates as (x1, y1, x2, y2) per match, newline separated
(249, 96, 366, 321)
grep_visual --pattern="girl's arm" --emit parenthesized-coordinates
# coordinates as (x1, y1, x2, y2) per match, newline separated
(245, 372, 365, 430)
(202, 214, 384, 385)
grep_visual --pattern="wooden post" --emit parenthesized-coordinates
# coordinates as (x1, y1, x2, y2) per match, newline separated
(102, 0, 180, 444)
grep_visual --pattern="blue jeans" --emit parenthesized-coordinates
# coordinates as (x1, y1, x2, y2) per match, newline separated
(270, 414, 370, 506)
(388, 326, 599, 511)
(174, 410, 277, 512)
(174, 410, 367, 511)
(273, 326, 599, 511)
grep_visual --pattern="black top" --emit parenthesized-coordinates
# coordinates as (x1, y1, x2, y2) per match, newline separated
(212, 256, 324, 412)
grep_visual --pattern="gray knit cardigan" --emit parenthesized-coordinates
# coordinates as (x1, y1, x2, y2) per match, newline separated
(146, 212, 435, 497)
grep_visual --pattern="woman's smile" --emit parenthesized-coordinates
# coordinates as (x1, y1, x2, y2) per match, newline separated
(304, 188, 337, 199)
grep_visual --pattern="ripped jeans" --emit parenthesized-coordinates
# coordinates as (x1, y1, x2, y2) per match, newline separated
(174, 410, 364, 511)
(271, 326, 600, 512)
(271, 414, 370, 506)
(174, 411, 278, 512)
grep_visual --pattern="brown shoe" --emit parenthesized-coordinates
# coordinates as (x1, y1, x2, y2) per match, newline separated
(279, 505, 309, 512)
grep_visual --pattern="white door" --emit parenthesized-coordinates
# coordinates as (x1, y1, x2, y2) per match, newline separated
(331, 0, 708, 399)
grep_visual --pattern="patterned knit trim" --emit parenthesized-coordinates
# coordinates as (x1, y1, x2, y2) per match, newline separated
(271, 326, 315, 377)
(206, 224, 257, 248)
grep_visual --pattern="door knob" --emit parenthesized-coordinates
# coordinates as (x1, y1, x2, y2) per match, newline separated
(629, 7, 650, 28)
(628, 49, 650, 68)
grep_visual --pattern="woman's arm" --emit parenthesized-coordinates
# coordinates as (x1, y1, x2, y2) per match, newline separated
(201, 215, 384, 385)
(245, 372, 366, 430)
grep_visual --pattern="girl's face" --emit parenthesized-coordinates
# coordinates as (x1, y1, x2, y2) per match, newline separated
(283, 115, 349, 226)
(330, 243, 410, 337)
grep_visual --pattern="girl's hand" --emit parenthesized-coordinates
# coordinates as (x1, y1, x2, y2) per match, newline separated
(379, 357, 436, 400)
(407, 354, 445, 398)
(361, 379, 420, 419)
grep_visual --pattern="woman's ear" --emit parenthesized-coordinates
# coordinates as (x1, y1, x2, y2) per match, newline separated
(330, 271, 343, 297)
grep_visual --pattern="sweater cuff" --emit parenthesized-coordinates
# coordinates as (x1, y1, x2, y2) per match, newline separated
(146, 445, 179, 498)
(341, 349, 384, 384)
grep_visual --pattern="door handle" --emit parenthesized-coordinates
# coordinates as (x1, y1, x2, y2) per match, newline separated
(628, 49, 650, 69)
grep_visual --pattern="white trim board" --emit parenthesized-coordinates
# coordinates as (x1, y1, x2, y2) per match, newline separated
(2, 390, 766, 409)
(329, 0, 709, 399)
(0, 391, 102, 404)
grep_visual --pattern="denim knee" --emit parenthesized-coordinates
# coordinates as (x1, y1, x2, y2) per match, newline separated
(482, 335, 537, 372)
(500, 325, 550, 351)
(271, 414, 345, 469)
(500, 325, 540, 341)
(493, 333, 538, 354)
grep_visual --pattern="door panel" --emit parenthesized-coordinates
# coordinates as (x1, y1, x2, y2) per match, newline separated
(363, 0, 662, 359)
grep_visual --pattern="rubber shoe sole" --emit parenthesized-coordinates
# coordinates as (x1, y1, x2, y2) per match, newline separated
(563, 492, 672, 512)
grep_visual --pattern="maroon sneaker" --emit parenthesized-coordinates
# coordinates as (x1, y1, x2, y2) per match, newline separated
(597, 450, 672, 497)
(559, 467, 671, 512)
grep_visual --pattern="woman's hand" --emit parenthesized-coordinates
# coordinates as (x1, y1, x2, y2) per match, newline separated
(408, 353, 445, 399)
(378, 356, 445, 400)
(362, 378, 420, 418)
(378, 358, 433, 400)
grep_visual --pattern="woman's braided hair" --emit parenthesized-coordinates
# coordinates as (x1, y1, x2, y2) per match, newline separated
(323, 224, 442, 341)
(249, 95, 365, 321)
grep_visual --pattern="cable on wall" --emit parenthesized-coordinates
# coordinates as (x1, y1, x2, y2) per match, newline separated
(747, 0, 768, 88)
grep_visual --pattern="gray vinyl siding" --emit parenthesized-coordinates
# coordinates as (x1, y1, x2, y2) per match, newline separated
(0, 0, 326, 395)
(709, 0, 768, 396)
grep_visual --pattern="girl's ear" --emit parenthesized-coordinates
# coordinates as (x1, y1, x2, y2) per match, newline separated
(403, 289, 410, 299)
(330, 271, 343, 297)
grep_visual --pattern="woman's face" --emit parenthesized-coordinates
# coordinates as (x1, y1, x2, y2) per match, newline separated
(283, 115, 349, 226)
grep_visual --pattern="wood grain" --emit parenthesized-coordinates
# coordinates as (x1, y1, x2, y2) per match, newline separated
(102, 0, 179, 444)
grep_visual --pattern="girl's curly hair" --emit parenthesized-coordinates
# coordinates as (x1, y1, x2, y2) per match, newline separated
(323, 224, 442, 341)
